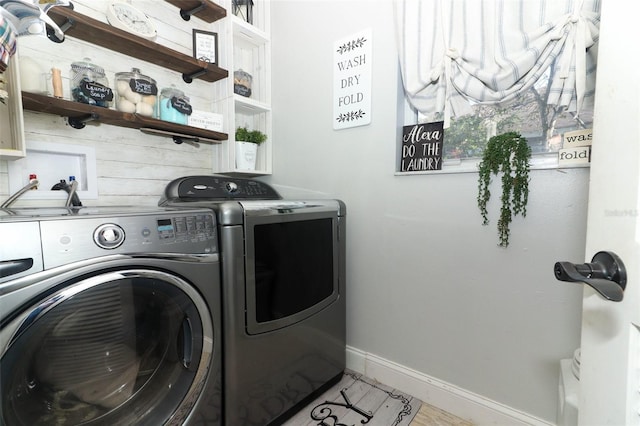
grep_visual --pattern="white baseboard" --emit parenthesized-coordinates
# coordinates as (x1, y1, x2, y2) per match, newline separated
(346, 346, 554, 426)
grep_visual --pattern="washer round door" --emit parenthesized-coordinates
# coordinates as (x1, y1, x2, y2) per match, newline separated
(0, 268, 213, 426)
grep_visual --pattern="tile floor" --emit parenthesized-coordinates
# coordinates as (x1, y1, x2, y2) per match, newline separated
(410, 403, 473, 426)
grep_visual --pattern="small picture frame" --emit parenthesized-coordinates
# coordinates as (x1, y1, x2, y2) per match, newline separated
(192, 29, 218, 65)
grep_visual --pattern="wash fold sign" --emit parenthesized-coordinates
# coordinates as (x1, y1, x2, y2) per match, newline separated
(333, 28, 372, 130)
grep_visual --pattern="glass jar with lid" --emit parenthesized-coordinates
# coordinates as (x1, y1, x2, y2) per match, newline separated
(114, 68, 157, 117)
(70, 57, 113, 107)
(157, 85, 192, 125)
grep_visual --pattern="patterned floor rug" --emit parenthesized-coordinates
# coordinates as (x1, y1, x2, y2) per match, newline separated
(282, 370, 422, 426)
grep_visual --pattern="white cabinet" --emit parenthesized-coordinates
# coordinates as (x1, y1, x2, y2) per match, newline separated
(216, 0, 272, 175)
(0, 54, 26, 161)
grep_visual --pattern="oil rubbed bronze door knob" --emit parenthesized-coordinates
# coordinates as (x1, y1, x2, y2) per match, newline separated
(554, 251, 627, 302)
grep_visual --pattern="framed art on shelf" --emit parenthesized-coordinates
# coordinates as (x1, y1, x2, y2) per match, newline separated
(192, 29, 218, 65)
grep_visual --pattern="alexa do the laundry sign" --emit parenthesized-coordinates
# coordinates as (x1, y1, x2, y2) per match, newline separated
(400, 121, 444, 172)
(333, 28, 372, 130)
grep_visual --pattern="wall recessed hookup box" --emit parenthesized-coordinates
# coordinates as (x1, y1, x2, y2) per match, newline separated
(7, 140, 98, 201)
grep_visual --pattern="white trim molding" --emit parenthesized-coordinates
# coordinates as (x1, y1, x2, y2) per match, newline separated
(346, 346, 554, 426)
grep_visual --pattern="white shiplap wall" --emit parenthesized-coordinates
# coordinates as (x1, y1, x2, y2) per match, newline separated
(0, 0, 228, 207)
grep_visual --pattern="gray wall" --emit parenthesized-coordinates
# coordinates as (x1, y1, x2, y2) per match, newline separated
(265, 0, 588, 422)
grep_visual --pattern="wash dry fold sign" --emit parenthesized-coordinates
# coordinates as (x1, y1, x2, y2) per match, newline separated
(333, 29, 372, 129)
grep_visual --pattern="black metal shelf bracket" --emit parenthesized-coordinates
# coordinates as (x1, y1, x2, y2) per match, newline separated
(173, 135, 201, 148)
(46, 19, 73, 43)
(172, 135, 201, 147)
(45, 3, 75, 43)
(68, 112, 99, 129)
(182, 68, 207, 83)
(179, 2, 206, 21)
(58, 18, 74, 33)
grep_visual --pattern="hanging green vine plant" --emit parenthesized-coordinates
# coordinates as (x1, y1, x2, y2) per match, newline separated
(477, 132, 531, 247)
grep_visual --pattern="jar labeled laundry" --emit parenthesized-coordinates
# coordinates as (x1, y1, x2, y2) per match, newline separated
(70, 57, 113, 107)
(157, 85, 192, 125)
(114, 68, 157, 117)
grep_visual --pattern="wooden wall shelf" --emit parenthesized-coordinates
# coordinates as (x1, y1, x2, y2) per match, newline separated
(164, 0, 226, 23)
(47, 6, 228, 83)
(22, 92, 228, 143)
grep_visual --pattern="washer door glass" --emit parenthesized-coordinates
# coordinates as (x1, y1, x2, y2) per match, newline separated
(1, 269, 213, 426)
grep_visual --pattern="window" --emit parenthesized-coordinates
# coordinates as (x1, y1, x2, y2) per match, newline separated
(400, 70, 595, 173)
(442, 67, 594, 165)
(395, 0, 600, 173)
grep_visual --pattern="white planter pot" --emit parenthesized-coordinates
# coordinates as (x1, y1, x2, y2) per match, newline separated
(235, 141, 258, 170)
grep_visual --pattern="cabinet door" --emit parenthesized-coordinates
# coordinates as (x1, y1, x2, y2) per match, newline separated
(0, 53, 26, 160)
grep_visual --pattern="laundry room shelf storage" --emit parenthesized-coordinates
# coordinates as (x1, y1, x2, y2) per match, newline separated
(22, 92, 227, 143)
(20, 5, 229, 144)
(214, 0, 272, 175)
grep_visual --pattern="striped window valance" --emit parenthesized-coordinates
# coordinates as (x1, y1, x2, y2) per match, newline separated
(395, 0, 600, 127)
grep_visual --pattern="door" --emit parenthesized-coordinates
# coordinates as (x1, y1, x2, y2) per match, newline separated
(578, 1, 640, 424)
(0, 268, 213, 426)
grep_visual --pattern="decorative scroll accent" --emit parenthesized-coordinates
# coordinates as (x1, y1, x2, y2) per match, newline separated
(308, 372, 414, 426)
(387, 392, 414, 426)
(336, 37, 368, 55)
(336, 110, 366, 123)
(310, 388, 373, 426)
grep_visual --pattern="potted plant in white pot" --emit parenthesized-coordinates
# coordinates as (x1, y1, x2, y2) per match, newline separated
(235, 126, 267, 170)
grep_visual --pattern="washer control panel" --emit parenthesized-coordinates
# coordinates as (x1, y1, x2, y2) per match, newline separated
(156, 213, 216, 241)
(94, 223, 126, 249)
(38, 208, 218, 269)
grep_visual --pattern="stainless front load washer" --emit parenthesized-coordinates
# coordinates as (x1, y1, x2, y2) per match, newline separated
(159, 175, 346, 426)
(0, 206, 222, 426)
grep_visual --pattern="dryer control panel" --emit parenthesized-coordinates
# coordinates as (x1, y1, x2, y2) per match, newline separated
(159, 175, 281, 204)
